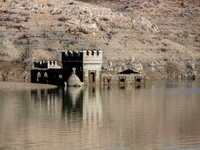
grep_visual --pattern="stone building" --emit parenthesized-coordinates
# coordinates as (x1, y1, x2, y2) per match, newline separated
(31, 51, 145, 86)
(31, 61, 63, 85)
(62, 50, 102, 85)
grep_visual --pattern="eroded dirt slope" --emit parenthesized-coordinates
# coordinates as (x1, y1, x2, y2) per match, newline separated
(0, 0, 200, 81)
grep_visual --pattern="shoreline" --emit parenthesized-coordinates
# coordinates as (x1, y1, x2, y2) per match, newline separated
(1, 80, 199, 92)
(0, 81, 57, 91)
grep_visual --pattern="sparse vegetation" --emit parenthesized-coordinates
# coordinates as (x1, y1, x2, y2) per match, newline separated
(0, 0, 199, 81)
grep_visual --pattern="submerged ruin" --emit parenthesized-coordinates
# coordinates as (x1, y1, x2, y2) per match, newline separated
(31, 51, 145, 86)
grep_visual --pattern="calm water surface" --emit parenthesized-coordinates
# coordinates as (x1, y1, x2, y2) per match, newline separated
(0, 81, 200, 150)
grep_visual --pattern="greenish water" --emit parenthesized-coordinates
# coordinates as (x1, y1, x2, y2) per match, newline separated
(0, 81, 200, 150)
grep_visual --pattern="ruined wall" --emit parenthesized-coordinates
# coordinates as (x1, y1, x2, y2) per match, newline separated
(33, 61, 61, 69)
(31, 51, 146, 86)
(83, 64, 102, 85)
(31, 69, 64, 86)
(100, 73, 145, 85)
(62, 51, 84, 82)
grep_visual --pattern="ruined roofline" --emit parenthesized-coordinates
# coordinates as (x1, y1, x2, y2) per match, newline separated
(62, 50, 102, 59)
(83, 50, 102, 56)
(62, 51, 83, 58)
(33, 61, 61, 69)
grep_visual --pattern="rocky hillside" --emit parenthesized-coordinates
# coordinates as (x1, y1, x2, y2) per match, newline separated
(0, 0, 200, 81)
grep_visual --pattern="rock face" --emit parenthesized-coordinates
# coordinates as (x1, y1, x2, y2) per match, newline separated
(0, 0, 200, 81)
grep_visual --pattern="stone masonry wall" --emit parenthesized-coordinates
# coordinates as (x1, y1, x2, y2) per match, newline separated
(83, 63, 101, 85)
(100, 73, 145, 85)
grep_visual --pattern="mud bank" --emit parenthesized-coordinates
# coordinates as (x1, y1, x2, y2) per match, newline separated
(0, 82, 57, 91)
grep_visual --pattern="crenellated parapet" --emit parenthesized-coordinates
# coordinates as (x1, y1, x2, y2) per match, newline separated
(31, 50, 146, 86)
(83, 50, 102, 63)
(34, 61, 48, 68)
(33, 61, 61, 69)
(62, 50, 102, 64)
(83, 50, 102, 56)
(47, 61, 61, 69)
(62, 51, 83, 61)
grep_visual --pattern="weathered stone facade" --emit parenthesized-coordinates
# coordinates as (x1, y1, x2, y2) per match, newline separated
(100, 70, 145, 85)
(31, 61, 63, 85)
(62, 51, 102, 85)
(31, 51, 145, 86)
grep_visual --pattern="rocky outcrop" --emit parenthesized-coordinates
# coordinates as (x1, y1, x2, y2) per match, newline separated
(0, 0, 199, 81)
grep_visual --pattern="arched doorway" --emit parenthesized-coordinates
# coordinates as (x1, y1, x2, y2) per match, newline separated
(44, 72, 48, 84)
(37, 72, 41, 82)
(44, 72, 48, 78)
(89, 72, 95, 84)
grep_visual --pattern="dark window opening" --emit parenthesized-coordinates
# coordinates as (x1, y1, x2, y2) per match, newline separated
(136, 78, 141, 82)
(107, 79, 110, 83)
(120, 79, 125, 82)
(92, 73, 95, 82)
(37, 72, 41, 82)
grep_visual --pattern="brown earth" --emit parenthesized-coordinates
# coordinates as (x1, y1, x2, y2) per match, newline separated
(0, 0, 200, 81)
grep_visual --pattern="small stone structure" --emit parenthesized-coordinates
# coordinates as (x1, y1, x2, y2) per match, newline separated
(100, 70, 145, 85)
(31, 51, 145, 86)
(67, 68, 83, 87)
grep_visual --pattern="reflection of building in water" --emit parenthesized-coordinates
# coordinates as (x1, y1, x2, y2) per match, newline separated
(31, 88, 63, 117)
(83, 87, 102, 125)
(61, 86, 103, 148)
(30, 86, 103, 126)
(62, 87, 83, 122)
(82, 86, 103, 146)
(62, 86, 102, 126)
(2, 82, 200, 149)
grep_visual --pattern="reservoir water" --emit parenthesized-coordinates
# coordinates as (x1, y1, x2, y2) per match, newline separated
(0, 81, 200, 150)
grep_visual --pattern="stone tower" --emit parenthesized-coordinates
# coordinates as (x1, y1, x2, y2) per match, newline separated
(62, 50, 102, 85)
